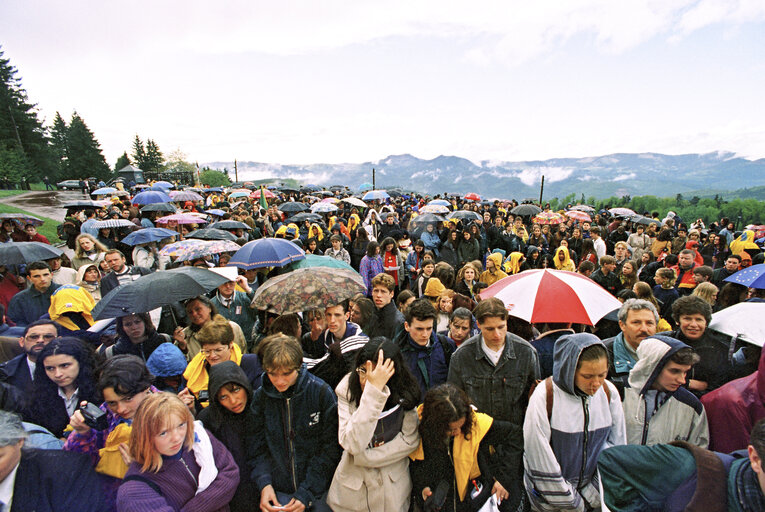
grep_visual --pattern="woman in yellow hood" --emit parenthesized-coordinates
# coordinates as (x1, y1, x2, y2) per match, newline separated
(348, 213, 361, 234)
(480, 252, 508, 286)
(553, 246, 575, 271)
(504, 252, 525, 275)
(410, 384, 523, 511)
(729, 229, 760, 257)
(308, 223, 324, 241)
(48, 285, 102, 343)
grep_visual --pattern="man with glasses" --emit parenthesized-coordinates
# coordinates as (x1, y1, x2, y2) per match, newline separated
(0, 320, 58, 396)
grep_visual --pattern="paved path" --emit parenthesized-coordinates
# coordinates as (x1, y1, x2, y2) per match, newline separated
(0, 190, 88, 223)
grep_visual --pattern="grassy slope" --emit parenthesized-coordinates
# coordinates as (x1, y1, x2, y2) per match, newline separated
(0, 184, 61, 243)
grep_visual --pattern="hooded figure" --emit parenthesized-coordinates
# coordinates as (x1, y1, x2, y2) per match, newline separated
(146, 342, 188, 393)
(730, 230, 760, 257)
(623, 336, 709, 447)
(504, 251, 524, 275)
(197, 361, 258, 512)
(553, 246, 575, 271)
(47, 284, 102, 344)
(523, 333, 626, 512)
(75, 263, 102, 302)
(480, 252, 508, 286)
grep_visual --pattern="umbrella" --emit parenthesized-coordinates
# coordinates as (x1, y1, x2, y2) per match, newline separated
(172, 240, 242, 262)
(464, 192, 481, 201)
(532, 211, 566, 225)
(91, 187, 118, 195)
(155, 213, 208, 225)
(92, 267, 229, 320)
(250, 188, 276, 199)
(152, 181, 174, 189)
(0, 242, 63, 264)
(140, 203, 177, 213)
(209, 220, 251, 230)
(286, 253, 354, 271)
(205, 209, 226, 217)
(121, 228, 178, 246)
(479, 269, 621, 325)
(341, 197, 367, 208)
(409, 213, 446, 225)
(93, 219, 137, 229)
(186, 228, 238, 241)
(228, 191, 250, 198)
(709, 302, 765, 347)
(362, 190, 390, 201)
(510, 204, 542, 216)
(631, 215, 662, 227)
(159, 240, 202, 257)
(252, 268, 364, 314)
(132, 191, 172, 205)
(112, 190, 130, 197)
(609, 207, 636, 218)
(447, 210, 482, 222)
(419, 204, 450, 214)
(206, 187, 224, 193)
(279, 202, 310, 213)
(358, 183, 373, 191)
(289, 212, 323, 224)
(319, 191, 334, 197)
(0, 213, 43, 227)
(311, 202, 338, 213)
(570, 205, 595, 212)
(62, 200, 110, 210)
(170, 191, 204, 202)
(429, 199, 450, 207)
(723, 264, 765, 289)
(320, 197, 339, 203)
(228, 238, 305, 270)
(565, 210, 591, 222)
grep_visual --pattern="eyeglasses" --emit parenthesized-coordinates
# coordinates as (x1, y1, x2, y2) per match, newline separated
(200, 347, 229, 357)
(355, 367, 367, 376)
(25, 334, 56, 341)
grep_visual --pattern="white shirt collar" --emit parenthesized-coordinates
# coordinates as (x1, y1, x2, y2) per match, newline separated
(26, 358, 35, 380)
(58, 387, 80, 418)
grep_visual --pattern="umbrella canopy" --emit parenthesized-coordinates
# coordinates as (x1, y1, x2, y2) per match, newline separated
(311, 202, 338, 213)
(429, 199, 451, 207)
(279, 202, 310, 213)
(228, 238, 306, 270)
(362, 190, 390, 201)
(152, 181, 174, 189)
(186, 228, 238, 241)
(132, 191, 172, 205)
(171, 240, 242, 262)
(510, 204, 542, 216)
(723, 264, 765, 289)
(631, 215, 662, 227)
(480, 269, 621, 325)
(358, 183, 373, 191)
(447, 210, 482, 222)
(464, 192, 481, 201)
(205, 209, 226, 217)
(609, 207, 636, 218)
(409, 213, 446, 225)
(286, 253, 354, 271)
(250, 188, 276, 199)
(419, 204, 450, 214)
(140, 203, 177, 213)
(341, 197, 367, 208)
(93, 219, 137, 229)
(0, 242, 63, 265)
(0, 213, 43, 227)
(155, 213, 208, 225)
(708, 302, 765, 347)
(289, 212, 323, 224)
(91, 187, 118, 195)
(570, 205, 595, 212)
(320, 197, 339, 203)
(121, 228, 178, 246)
(565, 210, 592, 222)
(228, 191, 250, 198)
(92, 267, 229, 320)
(252, 267, 364, 314)
(62, 200, 110, 210)
(209, 220, 251, 230)
(170, 191, 204, 202)
(533, 211, 567, 225)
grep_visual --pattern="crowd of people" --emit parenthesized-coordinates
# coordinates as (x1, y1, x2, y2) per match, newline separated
(1, 181, 765, 512)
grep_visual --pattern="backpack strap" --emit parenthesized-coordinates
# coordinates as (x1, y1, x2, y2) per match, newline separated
(545, 377, 553, 421)
(602, 380, 612, 403)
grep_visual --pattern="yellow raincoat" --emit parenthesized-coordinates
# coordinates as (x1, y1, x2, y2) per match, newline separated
(48, 285, 96, 332)
(480, 252, 508, 286)
(183, 343, 244, 407)
(504, 252, 524, 274)
(730, 230, 759, 256)
(553, 246, 575, 271)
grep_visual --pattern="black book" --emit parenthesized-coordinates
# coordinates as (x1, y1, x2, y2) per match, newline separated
(369, 403, 404, 448)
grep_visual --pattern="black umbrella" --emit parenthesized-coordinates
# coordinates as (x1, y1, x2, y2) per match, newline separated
(186, 228, 238, 241)
(92, 267, 230, 320)
(140, 203, 177, 213)
(290, 212, 323, 224)
(511, 204, 542, 216)
(209, 220, 251, 230)
(631, 215, 663, 227)
(279, 202, 310, 213)
(0, 242, 63, 265)
(278, 188, 299, 195)
(410, 213, 446, 224)
(329, 185, 345, 191)
(61, 200, 107, 210)
(447, 210, 482, 222)
(319, 191, 335, 197)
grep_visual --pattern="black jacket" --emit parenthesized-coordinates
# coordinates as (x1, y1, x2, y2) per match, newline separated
(367, 301, 405, 340)
(0, 353, 34, 396)
(591, 269, 622, 296)
(99, 265, 153, 296)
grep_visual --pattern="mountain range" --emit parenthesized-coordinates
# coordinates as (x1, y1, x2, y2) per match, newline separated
(204, 151, 765, 200)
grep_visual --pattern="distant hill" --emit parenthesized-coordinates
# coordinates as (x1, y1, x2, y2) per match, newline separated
(205, 151, 765, 200)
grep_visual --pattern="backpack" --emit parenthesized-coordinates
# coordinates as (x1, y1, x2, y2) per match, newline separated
(544, 376, 611, 420)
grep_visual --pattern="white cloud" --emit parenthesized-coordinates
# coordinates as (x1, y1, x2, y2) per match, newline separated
(512, 166, 575, 186)
(612, 172, 637, 182)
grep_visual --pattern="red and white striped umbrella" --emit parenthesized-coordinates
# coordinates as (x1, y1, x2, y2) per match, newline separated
(479, 269, 621, 325)
(565, 210, 591, 222)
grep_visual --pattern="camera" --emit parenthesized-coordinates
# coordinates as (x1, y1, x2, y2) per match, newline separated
(198, 389, 209, 402)
(80, 402, 108, 431)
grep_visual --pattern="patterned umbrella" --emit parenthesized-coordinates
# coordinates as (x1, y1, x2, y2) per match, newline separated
(0, 213, 43, 227)
(311, 202, 338, 213)
(570, 205, 595, 212)
(132, 191, 172, 205)
(532, 211, 566, 225)
(172, 240, 242, 262)
(419, 204, 450, 214)
(250, 188, 276, 199)
(93, 219, 137, 229)
(252, 267, 365, 314)
(609, 207, 636, 218)
(160, 240, 203, 257)
(565, 210, 591, 222)
(156, 213, 208, 225)
(170, 191, 204, 202)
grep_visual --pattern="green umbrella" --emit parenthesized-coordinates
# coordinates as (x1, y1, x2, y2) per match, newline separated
(286, 253, 354, 271)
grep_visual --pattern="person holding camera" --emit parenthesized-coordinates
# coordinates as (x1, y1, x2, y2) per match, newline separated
(63, 355, 158, 508)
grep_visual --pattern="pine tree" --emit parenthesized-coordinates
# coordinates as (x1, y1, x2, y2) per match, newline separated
(144, 139, 164, 173)
(49, 112, 69, 177)
(0, 46, 54, 183)
(65, 112, 111, 181)
(132, 135, 147, 170)
(114, 152, 130, 171)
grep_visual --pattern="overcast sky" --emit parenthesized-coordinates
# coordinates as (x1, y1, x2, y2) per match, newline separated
(1, 1, 764, 166)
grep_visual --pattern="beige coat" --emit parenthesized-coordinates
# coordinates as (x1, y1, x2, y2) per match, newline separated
(327, 374, 420, 512)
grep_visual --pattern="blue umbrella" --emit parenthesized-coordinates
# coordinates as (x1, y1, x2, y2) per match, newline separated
(358, 183, 373, 191)
(228, 238, 305, 270)
(153, 181, 174, 189)
(205, 209, 226, 217)
(724, 264, 765, 289)
(362, 190, 390, 201)
(429, 199, 450, 206)
(206, 187, 224, 192)
(121, 228, 178, 246)
(92, 187, 118, 195)
(132, 190, 172, 205)
(228, 191, 250, 198)
(286, 253, 354, 271)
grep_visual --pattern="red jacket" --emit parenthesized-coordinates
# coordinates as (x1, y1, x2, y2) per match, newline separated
(701, 348, 765, 452)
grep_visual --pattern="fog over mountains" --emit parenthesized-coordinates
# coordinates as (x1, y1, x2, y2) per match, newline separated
(205, 151, 765, 200)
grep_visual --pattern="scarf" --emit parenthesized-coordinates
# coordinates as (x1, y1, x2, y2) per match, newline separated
(733, 458, 765, 512)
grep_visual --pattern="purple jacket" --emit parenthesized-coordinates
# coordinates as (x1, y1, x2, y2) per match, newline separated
(116, 428, 239, 512)
(359, 255, 384, 296)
